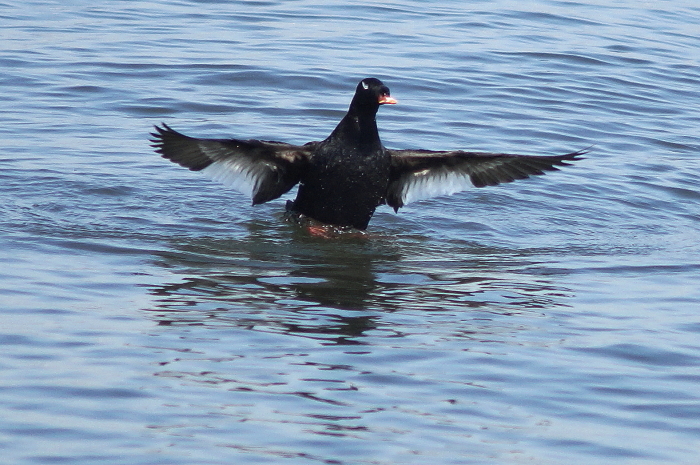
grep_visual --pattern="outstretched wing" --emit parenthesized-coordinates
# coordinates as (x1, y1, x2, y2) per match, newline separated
(386, 148, 585, 211)
(150, 123, 315, 205)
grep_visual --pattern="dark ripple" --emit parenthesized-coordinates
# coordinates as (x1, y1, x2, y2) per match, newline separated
(574, 343, 700, 367)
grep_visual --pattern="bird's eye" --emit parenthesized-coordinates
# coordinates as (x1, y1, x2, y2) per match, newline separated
(361, 81, 369, 90)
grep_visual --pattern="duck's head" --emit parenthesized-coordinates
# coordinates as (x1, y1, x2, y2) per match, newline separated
(350, 78, 398, 113)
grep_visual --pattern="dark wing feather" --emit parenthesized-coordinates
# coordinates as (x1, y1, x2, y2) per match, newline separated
(150, 123, 315, 204)
(386, 148, 585, 211)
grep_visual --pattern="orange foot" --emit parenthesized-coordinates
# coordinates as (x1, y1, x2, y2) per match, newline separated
(306, 223, 369, 239)
(306, 224, 335, 238)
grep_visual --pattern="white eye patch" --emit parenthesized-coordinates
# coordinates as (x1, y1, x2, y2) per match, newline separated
(361, 80, 369, 90)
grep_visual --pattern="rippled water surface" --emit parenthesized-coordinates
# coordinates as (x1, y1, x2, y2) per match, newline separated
(2, 1, 700, 464)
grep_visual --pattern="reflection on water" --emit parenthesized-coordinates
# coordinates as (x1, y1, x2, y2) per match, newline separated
(138, 225, 590, 465)
(145, 221, 573, 346)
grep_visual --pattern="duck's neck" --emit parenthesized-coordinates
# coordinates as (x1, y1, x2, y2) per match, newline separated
(342, 105, 381, 146)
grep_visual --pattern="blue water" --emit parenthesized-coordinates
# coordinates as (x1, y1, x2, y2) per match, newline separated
(2, 0, 700, 464)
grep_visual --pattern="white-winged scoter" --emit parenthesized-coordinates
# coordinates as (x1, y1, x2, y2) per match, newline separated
(151, 78, 584, 230)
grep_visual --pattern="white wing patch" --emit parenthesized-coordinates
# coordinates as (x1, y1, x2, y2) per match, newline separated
(398, 168, 473, 205)
(198, 142, 273, 199)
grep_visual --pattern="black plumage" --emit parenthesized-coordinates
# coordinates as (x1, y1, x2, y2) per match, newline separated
(151, 78, 584, 230)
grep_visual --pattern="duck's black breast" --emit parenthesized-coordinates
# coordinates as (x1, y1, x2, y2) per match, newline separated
(290, 116, 391, 230)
